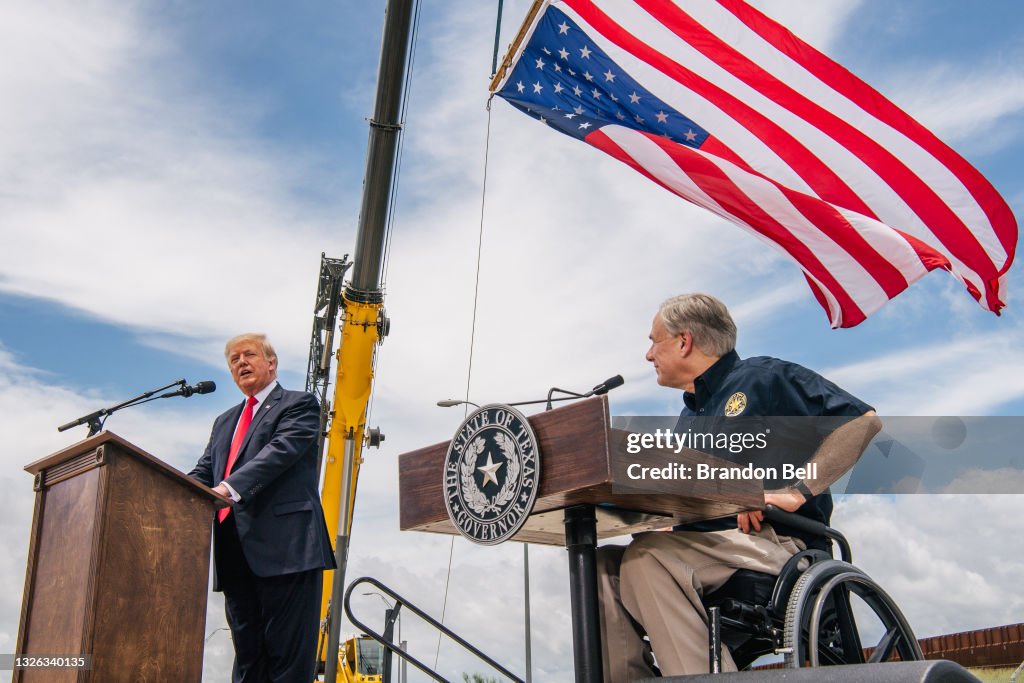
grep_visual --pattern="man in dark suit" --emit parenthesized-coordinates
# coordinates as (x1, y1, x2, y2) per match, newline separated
(190, 333, 335, 683)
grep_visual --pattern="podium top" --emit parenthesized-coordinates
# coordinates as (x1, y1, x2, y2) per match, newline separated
(26, 431, 228, 506)
(399, 397, 762, 546)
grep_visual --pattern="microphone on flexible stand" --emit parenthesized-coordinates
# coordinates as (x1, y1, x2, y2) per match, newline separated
(588, 374, 624, 396)
(159, 381, 217, 398)
(543, 374, 625, 410)
(435, 375, 625, 412)
(58, 379, 218, 435)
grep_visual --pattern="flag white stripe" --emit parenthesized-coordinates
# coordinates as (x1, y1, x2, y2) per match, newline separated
(679, 0, 1004, 265)
(603, 125, 891, 317)
(556, 2, 814, 194)
(583, 0, 948, 260)
(560, 0, 991, 302)
(499, 1, 1016, 324)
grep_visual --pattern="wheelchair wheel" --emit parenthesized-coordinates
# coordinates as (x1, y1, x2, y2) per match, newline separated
(782, 560, 923, 668)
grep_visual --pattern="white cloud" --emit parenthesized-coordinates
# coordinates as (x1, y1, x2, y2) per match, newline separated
(749, 0, 866, 52)
(0, 1, 354, 372)
(835, 495, 1024, 637)
(884, 63, 1024, 150)
(823, 327, 1024, 414)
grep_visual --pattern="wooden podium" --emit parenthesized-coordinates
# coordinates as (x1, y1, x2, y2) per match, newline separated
(15, 432, 227, 683)
(399, 396, 762, 682)
(399, 396, 762, 543)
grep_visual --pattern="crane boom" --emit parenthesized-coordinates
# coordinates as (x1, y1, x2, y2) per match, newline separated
(317, 1, 416, 680)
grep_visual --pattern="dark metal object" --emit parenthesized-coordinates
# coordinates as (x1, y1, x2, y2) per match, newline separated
(709, 606, 722, 673)
(304, 253, 351, 474)
(763, 505, 852, 563)
(564, 505, 603, 683)
(348, 0, 415, 300)
(491, 0, 505, 77)
(645, 660, 983, 682)
(343, 576, 524, 683)
(382, 605, 400, 682)
(366, 427, 385, 448)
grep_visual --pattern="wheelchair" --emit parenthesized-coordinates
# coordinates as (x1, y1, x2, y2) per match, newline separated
(701, 505, 923, 671)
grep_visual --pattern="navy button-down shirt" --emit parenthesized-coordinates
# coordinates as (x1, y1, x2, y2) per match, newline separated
(675, 350, 872, 548)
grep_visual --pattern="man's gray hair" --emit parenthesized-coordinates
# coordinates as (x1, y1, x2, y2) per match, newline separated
(659, 293, 737, 357)
(224, 333, 278, 362)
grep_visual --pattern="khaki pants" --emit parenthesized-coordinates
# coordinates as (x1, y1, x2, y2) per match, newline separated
(597, 526, 802, 682)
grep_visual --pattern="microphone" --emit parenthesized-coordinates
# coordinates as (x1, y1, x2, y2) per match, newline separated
(588, 374, 624, 396)
(160, 381, 216, 398)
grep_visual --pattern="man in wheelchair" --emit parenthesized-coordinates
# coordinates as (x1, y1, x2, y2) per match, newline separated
(597, 293, 883, 681)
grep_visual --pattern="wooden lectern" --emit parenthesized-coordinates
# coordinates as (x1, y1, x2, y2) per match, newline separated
(399, 396, 762, 682)
(15, 432, 227, 683)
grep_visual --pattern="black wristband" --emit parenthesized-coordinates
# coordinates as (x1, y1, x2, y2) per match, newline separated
(792, 480, 814, 499)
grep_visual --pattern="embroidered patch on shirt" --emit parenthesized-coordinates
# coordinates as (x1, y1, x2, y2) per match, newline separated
(724, 391, 747, 417)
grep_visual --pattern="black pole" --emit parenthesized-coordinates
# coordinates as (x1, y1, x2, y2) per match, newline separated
(491, 0, 505, 77)
(348, 0, 415, 301)
(382, 605, 400, 682)
(564, 505, 602, 683)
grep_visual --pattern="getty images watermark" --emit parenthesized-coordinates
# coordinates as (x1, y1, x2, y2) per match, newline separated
(611, 416, 1024, 495)
(623, 427, 816, 483)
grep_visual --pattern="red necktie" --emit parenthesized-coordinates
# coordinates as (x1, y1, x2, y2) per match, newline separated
(218, 395, 258, 523)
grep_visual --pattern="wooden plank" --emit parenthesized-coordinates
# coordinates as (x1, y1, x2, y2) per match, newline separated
(17, 469, 100, 683)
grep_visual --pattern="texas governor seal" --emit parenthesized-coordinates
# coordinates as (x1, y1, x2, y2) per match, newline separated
(443, 404, 541, 545)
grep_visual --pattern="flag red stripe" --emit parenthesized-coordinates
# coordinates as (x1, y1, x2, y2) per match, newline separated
(588, 127, 869, 326)
(640, 0, 1000, 282)
(717, 0, 1018, 267)
(495, 0, 1017, 324)
(563, 0, 878, 221)
(579, 0, 998, 286)
(701, 134, 915, 298)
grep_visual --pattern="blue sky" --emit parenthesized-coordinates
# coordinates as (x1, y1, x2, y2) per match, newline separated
(1, 1, 1022, 680)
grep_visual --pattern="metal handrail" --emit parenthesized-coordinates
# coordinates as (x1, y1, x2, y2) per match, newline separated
(343, 576, 525, 683)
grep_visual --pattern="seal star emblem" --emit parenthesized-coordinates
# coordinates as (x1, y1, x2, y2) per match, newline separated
(444, 404, 542, 545)
(477, 453, 504, 488)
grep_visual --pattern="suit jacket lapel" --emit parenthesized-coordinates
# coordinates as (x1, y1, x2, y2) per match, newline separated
(215, 401, 246, 478)
(236, 383, 283, 462)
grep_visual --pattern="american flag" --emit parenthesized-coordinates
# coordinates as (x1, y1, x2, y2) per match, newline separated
(492, 0, 1017, 328)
